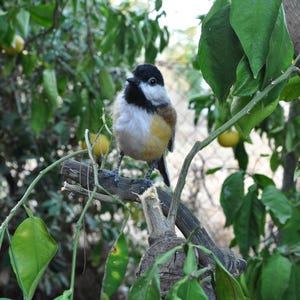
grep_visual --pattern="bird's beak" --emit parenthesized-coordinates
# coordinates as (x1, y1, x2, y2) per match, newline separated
(126, 77, 139, 85)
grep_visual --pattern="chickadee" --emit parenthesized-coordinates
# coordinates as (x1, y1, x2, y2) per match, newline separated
(113, 64, 177, 186)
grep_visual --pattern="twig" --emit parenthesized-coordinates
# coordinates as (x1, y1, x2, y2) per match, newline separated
(82, 130, 127, 208)
(69, 186, 97, 300)
(84, 129, 100, 187)
(25, 0, 60, 46)
(62, 182, 117, 204)
(167, 63, 300, 228)
(138, 187, 174, 242)
(0, 149, 87, 233)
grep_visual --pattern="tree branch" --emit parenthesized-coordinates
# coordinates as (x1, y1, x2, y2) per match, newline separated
(61, 159, 246, 276)
(168, 63, 300, 229)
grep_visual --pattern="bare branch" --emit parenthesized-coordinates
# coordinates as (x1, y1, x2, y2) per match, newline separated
(61, 159, 246, 276)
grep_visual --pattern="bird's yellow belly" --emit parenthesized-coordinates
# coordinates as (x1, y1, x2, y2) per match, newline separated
(141, 114, 171, 161)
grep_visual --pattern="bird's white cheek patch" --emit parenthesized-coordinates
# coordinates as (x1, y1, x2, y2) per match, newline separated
(139, 83, 171, 106)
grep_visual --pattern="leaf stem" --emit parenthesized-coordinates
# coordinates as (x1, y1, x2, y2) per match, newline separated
(167, 64, 300, 228)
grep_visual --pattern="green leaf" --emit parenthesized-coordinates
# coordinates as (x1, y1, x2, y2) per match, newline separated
(72, 0, 78, 14)
(270, 150, 281, 172)
(77, 90, 103, 138)
(282, 263, 300, 300)
(230, 0, 282, 77)
(9, 217, 58, 300)
(166, 276, 208, 300)
(261, 252, 292, 300)
(159, 26, 169, 52)
(253, 174, 275, 189)
(233, 184, 265, 257)
(156, 247, 182, 265)
(183, 244, 197, 275)
(0, 227, 5, 251)
(280, 76, 300, 102)
(196, 5, 243, 101)
(242, 257, 263, 300)
(206, 167, 222, 175)
(202, 0, 230, 26)
(0, 11, 8, 41)
(262, 5, 294, 89)
(145, 43, 158, 65)
(30, 98, 52, 137)
(29, 4, 55, 28)
(99, 68, 115, 101)
(233, 142, 248, 171)
(3, 57, 16, 77)
(54, 289, 72, 300)
(101, 233, 129, 298)
(259, 5, 294, 106)
(22, 52, 37, 77)
(127, 265, 161, 300)
(261, 185, 292, 224)
(232, 56, 263, 97)
(43, 69, 59, 106)
(215, 258, 247, 300)
(231, 96, 279, 138)
(220, 171, 244, 226)
(155, 0, 162, 11)
(281, 208, 300, 246)
(188, 94, 214, 125)
(16, 9, 30, 38)
(127, 246, 181, 300)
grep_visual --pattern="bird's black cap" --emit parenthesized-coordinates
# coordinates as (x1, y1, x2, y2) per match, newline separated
(133, 64, 164, 86)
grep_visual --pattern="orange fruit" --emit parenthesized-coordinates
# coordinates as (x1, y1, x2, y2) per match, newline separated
(217, 130, 240, 147)
(82, 133, 110, 157)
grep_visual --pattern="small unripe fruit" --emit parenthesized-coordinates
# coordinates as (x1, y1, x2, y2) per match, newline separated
(2, 35, 25, 56)
(217, 130, 240, 147)
(82, 133, 110, 157)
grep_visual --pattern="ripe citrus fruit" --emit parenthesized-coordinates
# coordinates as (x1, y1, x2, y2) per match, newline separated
(82, 133, 110, 157)
(217, 130, 240, 147)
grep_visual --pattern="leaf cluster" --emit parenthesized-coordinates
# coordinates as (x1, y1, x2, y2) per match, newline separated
(0, 0, 168, 298)
(190, 1, 300, 299)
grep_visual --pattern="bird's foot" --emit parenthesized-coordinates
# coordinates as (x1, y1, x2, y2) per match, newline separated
(113, 168, 120, 185)
(143, 177, 153, 189)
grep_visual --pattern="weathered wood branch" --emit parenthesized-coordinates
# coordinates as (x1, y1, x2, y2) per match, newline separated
(136, 187, 187, 297)
(61, 159, 246, 277)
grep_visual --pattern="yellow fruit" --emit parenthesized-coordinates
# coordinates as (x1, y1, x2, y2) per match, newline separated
(2, 35, 25, 56)
(82, 133, 110, 157)
(217, 130, 240, 147)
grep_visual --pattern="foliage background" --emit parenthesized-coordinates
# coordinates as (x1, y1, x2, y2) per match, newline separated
(1, 0, 300, 299)
(0, 0, 170, 298)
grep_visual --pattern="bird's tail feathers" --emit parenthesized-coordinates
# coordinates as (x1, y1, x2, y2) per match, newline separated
(157, 155, 170, 186)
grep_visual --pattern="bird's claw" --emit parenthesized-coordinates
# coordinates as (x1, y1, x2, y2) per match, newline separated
(143, 178, 153, 189)
(113, 169, 120, 185)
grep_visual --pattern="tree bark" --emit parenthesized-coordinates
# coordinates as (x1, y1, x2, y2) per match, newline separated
(283, 0, 300, 56)
(61, 159, 246, 277)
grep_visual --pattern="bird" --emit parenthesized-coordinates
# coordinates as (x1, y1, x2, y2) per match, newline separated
(113, 63, 177, 186)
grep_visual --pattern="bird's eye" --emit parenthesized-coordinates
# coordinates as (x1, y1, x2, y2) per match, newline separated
(148, 77, 157, 86)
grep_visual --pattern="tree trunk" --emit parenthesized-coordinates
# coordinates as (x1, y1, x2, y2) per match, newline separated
(283, 0, 300, 56)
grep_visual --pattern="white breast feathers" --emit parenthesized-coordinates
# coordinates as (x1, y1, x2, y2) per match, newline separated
(113, 92, 152, 160)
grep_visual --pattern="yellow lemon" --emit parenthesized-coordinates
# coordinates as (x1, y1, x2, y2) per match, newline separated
(82, 133, 110, 157)
(2, 35, 25, 56)
(217, 130, 240, 147)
